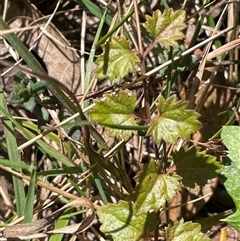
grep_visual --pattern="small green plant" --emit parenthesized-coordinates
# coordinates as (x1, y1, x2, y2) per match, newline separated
(89, 7, 223, 241)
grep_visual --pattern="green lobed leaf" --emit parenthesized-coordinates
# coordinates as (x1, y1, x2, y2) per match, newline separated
(95, 35, 140, 81)
(221, 209, 240, 232)
(90, 90, 138, 140)
(147, 95, 202, 144)
(220, 126, 240, 231)
(165, 219, 211, 241)
(172, 146, 222, 188)
(143, 9, 186, 49)
(220, 165, 240, 231)
(134, 159, 161, 185)
(221, 126, 240, 166)
(97, 200, 158, 241)
(134, 171, 182, 214)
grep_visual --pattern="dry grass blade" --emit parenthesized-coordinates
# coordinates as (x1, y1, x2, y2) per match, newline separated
(207, 39, 240, 60)
(2, 198, 95, 240)
(0, 25, 42, 35)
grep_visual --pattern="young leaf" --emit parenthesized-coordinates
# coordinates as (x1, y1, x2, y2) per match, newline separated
(95, 35, 140, 81)
(165, 219, 211, 241)
(172, 146, 222, 188)
(143, 9, 186, 49)
(147, 95, 202, 144)
(7, 90, 23, 104)
(134, 172, 182, 215)
(90, 90, 138, 139)
(221, 126, 240, 166)
(220, 165, 240, 231)
(97, 200, 158, 241)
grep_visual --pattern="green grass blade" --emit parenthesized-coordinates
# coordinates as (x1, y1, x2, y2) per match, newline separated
(84, 4, 110, 109)
(0, 106, 76, 167)
(95, 9, 134, 48)
(94, 177, 109, 204)
(49, 209, 86, 241)
(37, 166, 86, 177)
(0, 85, 26, 217)
(49, 208, 73, 241)
(23, 167, 36, 224)
(68, 177, 87, 197)
(22, 129, 76, 167)
(160, 0, 170, 9)
(0, 159, 34, 171)
(75, 0, 112, 25)
(21, 121, 73, 155)
(208, 15, 222, 50)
